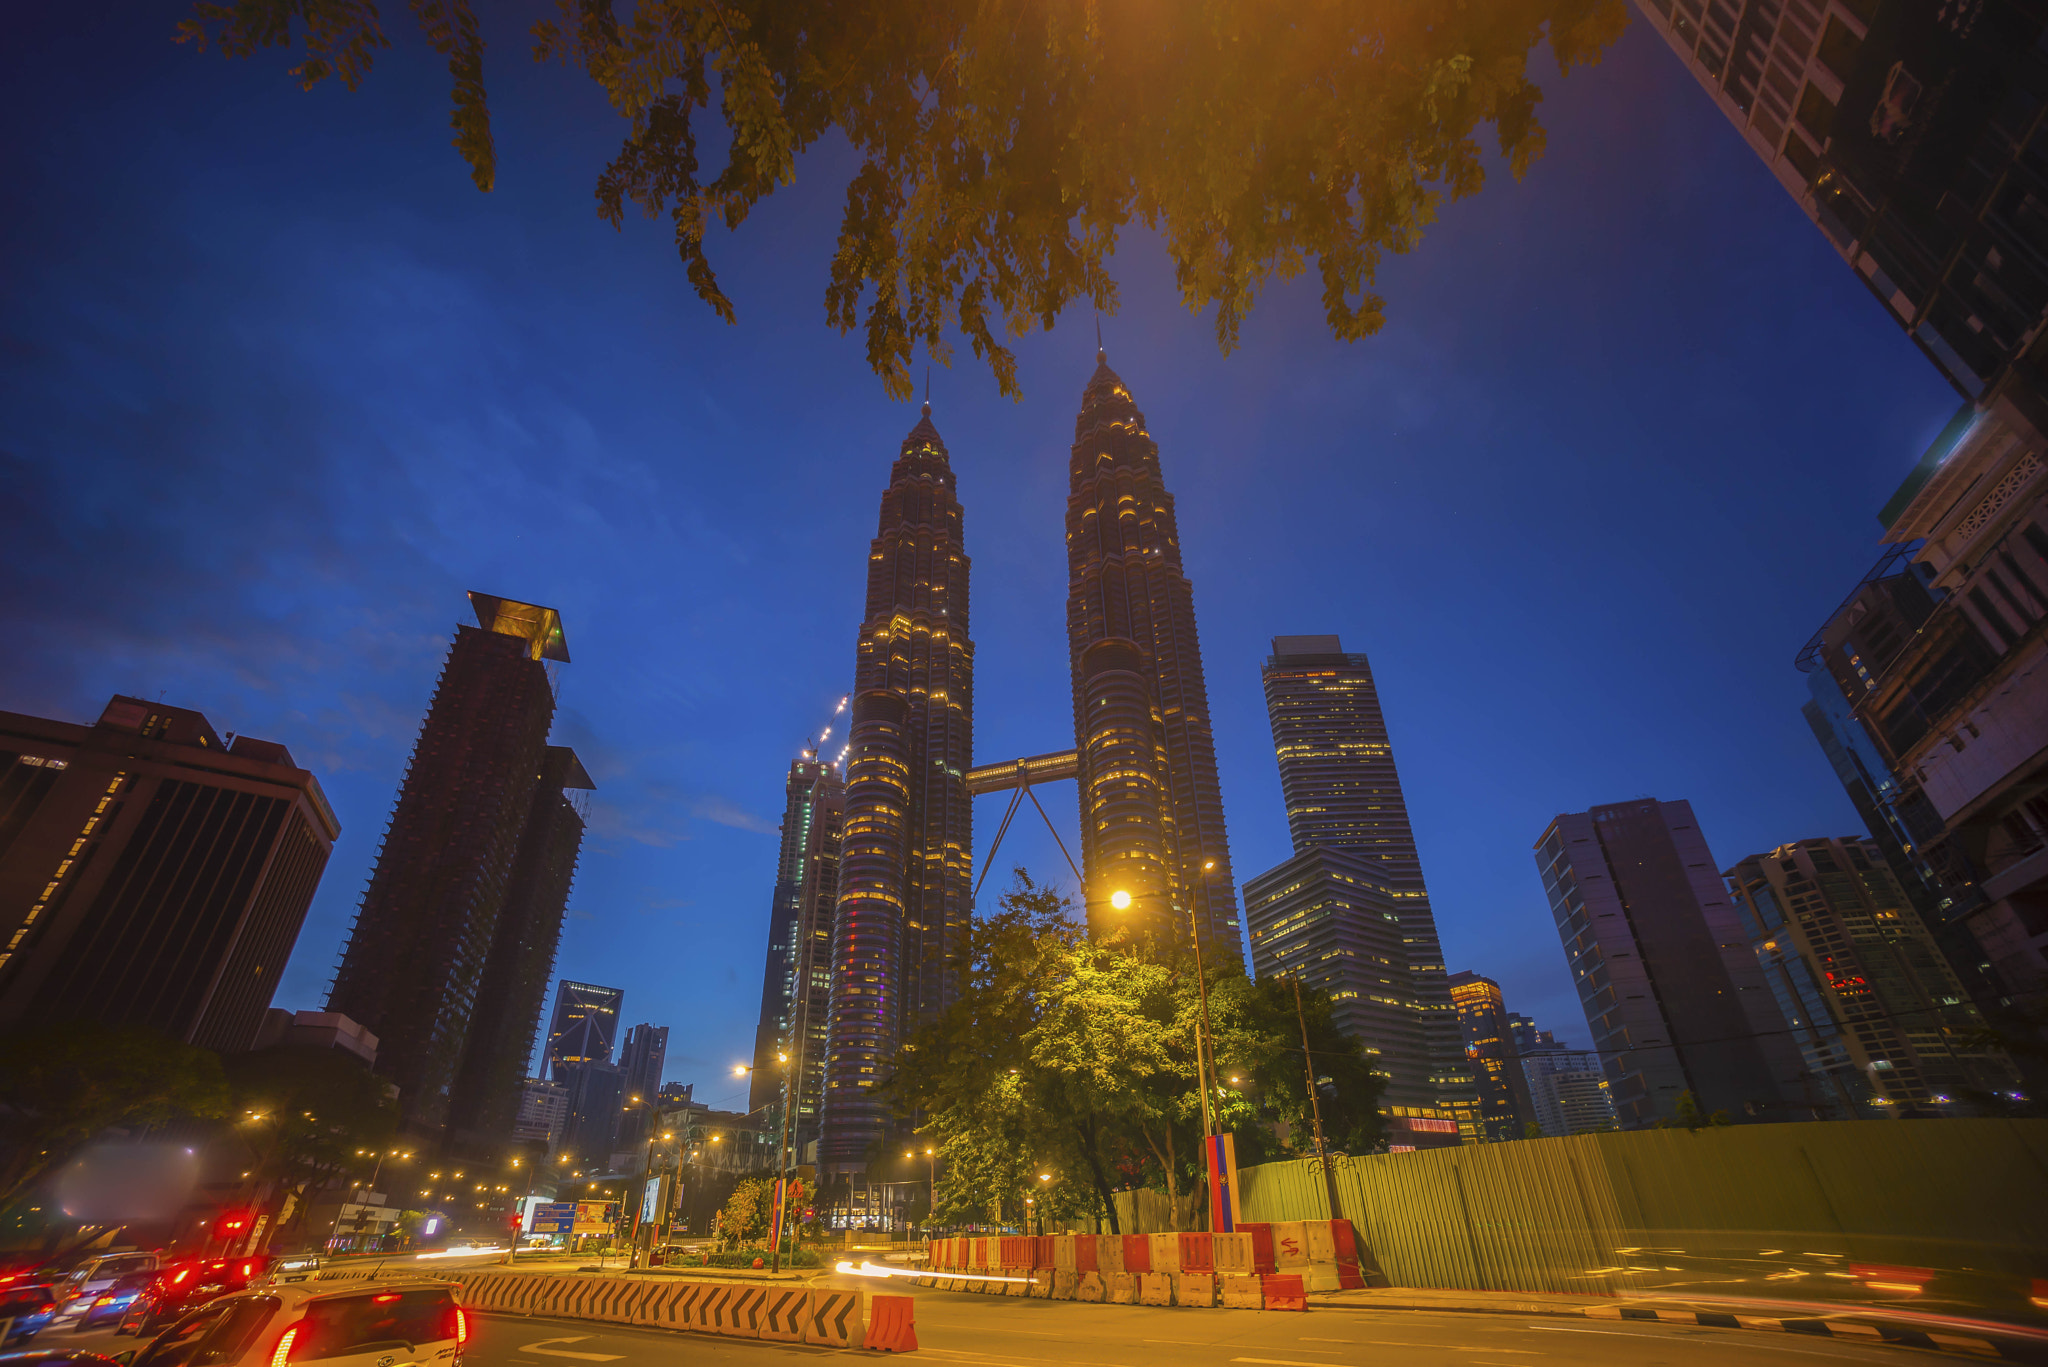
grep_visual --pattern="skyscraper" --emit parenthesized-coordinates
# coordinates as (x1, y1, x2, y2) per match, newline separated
(750, 758, 843, 1156)
(1534, 799, 1808, 1127)
(1243, 636, 1475, 1146)
(327, 593, 569, 1131)
(1724, 836, 2018, 1115)
(1065, 349, 1238, 956)
(1447, 972, 1537, 1142)
(1630, 0, 2048, 410)
(616, 1023, 669, 1150)
(0, 696, 338, 1051)
(821, 403, 974, 1171)
(545, 979, 624, 1077)
(446, 745, 593, 1142)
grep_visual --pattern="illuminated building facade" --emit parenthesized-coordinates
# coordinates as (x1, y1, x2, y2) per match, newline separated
(446, 744, 593, 1143)
(1724, 836, 2018, 1114)
(1447, 971, 1537, 1142)
(0, 696, 338, 1051)
(1065, 349, 1239, 957)
(1535, 799, 1809, 1127)
(327, 594, 570, 1131)
(750, 758, 843, 1157)
(821, 403, 974, 1170)
(545, 979, 623, 1075)
(1244, 636, 1475, 1146)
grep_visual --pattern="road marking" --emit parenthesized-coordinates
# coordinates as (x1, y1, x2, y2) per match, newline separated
(1297, 1341, 1541, 1354)
(516, 1339, 624, 1361)
(1234, 1360, 1354, 1367)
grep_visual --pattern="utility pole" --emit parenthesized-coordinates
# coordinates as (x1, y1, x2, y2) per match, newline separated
(1291, 973, 1342, 1221)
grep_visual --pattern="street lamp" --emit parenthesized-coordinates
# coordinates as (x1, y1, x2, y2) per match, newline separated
(735, 1053, 800, 1272)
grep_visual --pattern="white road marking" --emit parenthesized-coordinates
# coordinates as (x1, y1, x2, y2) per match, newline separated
(515, 1339, 624, 1361)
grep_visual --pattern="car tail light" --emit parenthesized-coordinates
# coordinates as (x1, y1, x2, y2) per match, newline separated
(269, 1320, 307, 1367)
(448, 1307, 468, 1350)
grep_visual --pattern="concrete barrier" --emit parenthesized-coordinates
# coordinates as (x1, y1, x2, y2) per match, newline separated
(1076, 1272, 1104, 1303)
(1027, 1270, 1053, 1299)
(1107, 1272, 1136, 1304)
(1174, 1272, 1216, 1307)
(1051, 1270, 1077, 1301)
(803, 1290, 865, 1349)
(1138, 1273, 1173, 1306)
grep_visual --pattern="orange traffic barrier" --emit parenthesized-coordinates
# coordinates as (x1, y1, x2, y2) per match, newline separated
(1260, 1273, 1307, 1312)
(865, 1294, 918, 1353)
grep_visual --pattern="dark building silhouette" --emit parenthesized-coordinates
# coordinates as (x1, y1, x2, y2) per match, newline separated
(1535, 799, 1809, 1127)
(616, 1022, 669, 1149)
(546, 979, 623, 1076)
(327, 594, 569, 1130)
(0, 696, 338, 1050)
(1065, 349, 1238, 957)
(1632, 0, 2048, 414)
(750, 758, 843, 1157)
(1447, 972, 1537, 1142)
(559, 1059, 624, 1168)
(1243, 636, 1475, 1145)
(821, 402, 975, 1171)
(445, 745, 593, 1143)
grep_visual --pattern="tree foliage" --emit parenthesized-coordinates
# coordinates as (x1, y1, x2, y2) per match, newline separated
(176, 0, 1627, 399)
(889, 870, 1384, 1233)
(0, 1023, 230, 1212)
(715, 1176, 769, 1247)
(223, 1045, 400, 1250)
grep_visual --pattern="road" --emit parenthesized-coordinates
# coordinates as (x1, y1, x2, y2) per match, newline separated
(52, 1282, 1981, 1367)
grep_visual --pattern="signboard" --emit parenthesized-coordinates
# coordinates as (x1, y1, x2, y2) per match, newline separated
(572, 1201, 617, 1235)
(530, 1202, 575, 1235)
(640, 1177, 663, 1225)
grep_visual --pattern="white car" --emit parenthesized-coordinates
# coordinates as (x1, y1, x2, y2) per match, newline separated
(126, 1279, 467, 1367)
(52, 1252, 160, 1326)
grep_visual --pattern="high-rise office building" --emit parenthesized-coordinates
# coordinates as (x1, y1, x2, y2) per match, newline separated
(328, 594, 569, 1130)
(750, 758, 843, 1156)
(1244, 636, 1475, 1147)
(1522, 1049, 1621, 1137)
(1065, 350, 1239, 957)
(821, 403, 975, 1171)
(1447, 972, 1537, 1142)
(1725, 836, 2019, 1114)
(512, 1077, 570, 1152)
(616, 1022, 669, 1149)
(1631, 0, 2048, 411)
(558, 1059, 624, 1168)
(0, 696, 338, 1051)
(1534, 799, 1809, 1127)
(545, 979, 624, 1077)
(446, 745, 593, 1142)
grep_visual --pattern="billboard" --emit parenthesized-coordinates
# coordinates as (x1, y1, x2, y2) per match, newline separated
(530, 1202, 575, 1235)
(572, 1200, 618, 1234)
(640, 1176, 663, 1225)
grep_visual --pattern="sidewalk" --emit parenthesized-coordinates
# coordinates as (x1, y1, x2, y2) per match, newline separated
(1308, 1285, 2048, 1360)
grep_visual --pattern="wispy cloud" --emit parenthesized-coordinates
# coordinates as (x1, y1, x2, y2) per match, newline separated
(690, 796, 776, 835)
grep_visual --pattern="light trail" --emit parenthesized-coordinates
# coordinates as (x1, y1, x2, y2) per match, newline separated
(835, 1260, 1029, 1284)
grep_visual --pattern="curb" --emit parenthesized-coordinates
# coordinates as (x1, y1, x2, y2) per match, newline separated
(1308, 1294, 2032, 1360)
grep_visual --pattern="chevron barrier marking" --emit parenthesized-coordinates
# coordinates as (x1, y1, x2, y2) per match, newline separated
(865, 1295, 917, 1353)
(803, 1291, 864, 1349)
(760, 1287, 805, 1343)
(716, 1286, 763, 1338)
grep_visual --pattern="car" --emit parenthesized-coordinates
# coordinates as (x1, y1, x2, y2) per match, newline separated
(0, 1281, 59, 1345)
(49, 1257, 158, 1330)
(72, 1275, 159, 1332)
(113, 1263, 267, 1340)
(0, 1351, 134, 1367)
(124, 1280, 465, 1367)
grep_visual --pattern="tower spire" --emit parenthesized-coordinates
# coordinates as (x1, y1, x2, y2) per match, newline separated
(1095, 312, 1104, 363)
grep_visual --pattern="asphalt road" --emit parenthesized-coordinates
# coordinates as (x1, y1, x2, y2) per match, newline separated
(50, 1280, 1964, 1367)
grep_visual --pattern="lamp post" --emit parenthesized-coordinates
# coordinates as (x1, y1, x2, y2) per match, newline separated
(328, 1146, 412, 1252)
(625, 1093, 673, 1269)
(735, 1058, 797, 1270)
(1289, 972, 1342, 1222)
(1102, 882, 1221, 1142)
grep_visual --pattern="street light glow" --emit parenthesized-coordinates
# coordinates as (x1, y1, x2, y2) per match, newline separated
(1109, 889, 1131, 910)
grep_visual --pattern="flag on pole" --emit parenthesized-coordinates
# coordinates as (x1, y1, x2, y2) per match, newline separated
(1206, 1132, 1240, 1233)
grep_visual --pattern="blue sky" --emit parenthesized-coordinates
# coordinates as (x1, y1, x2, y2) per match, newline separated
(2, 5, 1960, 1102)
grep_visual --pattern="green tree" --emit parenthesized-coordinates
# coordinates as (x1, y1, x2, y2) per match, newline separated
(716, 1177, 769, 1248)
(223, 1045, 399, 1251)
(175, 0, 1625, 399)
(1207, 973, 1387, 1161)
(0, 1023, 230, 1211)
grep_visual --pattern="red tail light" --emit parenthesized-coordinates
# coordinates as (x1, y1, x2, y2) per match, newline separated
(452, 1307, 468, 1349)
(268, 1320, 307, 1367)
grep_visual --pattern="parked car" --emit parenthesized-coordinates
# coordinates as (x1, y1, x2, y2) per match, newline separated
(112, 1262, 265, 1341)
(127, 1280, 465, 1367)
(71, 1275, 159, 1333)
(50, 1257, 158, 1329)
(0, 1351, 133, 1367)
(0, 1282, 59, 1345)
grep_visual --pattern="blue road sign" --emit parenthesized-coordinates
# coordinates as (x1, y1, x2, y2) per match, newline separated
(530, 1201, 576, 1234)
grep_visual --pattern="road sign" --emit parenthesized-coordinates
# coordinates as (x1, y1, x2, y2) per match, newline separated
(530, 1202, 575, 1235)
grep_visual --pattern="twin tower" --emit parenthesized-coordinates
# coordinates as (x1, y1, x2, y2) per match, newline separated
(789, 348, 1243, 1171)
